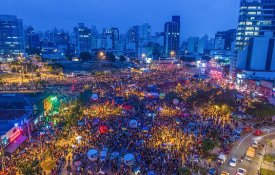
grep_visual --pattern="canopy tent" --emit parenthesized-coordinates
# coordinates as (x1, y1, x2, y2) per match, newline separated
(87, 149, 99, 161)
(99, 125, 108, 134)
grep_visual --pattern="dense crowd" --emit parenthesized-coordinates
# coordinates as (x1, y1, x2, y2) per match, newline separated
(1, 64, 249, 175)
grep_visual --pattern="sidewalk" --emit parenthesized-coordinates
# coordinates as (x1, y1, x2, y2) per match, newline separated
(261, 161, 275, 172)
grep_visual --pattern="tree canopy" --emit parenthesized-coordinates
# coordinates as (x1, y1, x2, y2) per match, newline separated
(247, 102, 275, 121)
(79, 51, 93, 61)
(106, 52, 116, 62)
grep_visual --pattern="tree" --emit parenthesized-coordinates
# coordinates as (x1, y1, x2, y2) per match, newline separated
(119, 55, 126, 62)
(127, 94, 145, 110)
(79, 51, 93, 61)
(247, 102, 275, 122)
(11, 67, 17, 73)
(178, 166, 191, 175)
(68, 102, 82, 126)
(78, 89, 93, 106)
(106, 52, 116, 62)
(18, 159, 41, 175)
(165, 91, 181, 103)
(201, 138, 215, 154)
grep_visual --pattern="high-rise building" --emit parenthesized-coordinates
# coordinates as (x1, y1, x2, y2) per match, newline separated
(164, 16, 180, 57)
(215, 29, 236, 50)
(103, 27, 120, 50)
(236, 32, 275, 79)
(235, 0, 275, 50)
(198, 35, 209, 54)
(187, 37, 199, 53)
(0, 15, 25, 57)
(140, 23, 151, 43)
(25, 26, 41, 53)
(73, 23, 92, 53)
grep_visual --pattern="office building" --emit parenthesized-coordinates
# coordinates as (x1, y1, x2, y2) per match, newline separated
(103, 27, 120, 50)
(235, 0, 275, 50)
(164, 16, 181, 57)
(0, 15, 25, 57)
(198, 35, 209, 54)
(25, 26, 41, 54)
(215, 29, 236, 50)
(187, 37, 199, 53)
(73, 23, 92, 54)
(236, 32, 275, 79)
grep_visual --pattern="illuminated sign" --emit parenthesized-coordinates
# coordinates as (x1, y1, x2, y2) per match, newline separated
(10, 129, 21, 142)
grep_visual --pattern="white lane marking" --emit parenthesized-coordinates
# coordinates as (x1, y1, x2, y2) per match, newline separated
(237, 133, 252, 149)
(237, 128, 275, 150)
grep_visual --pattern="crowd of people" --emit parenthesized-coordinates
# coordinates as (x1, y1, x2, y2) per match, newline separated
(1, 63, 253, 175)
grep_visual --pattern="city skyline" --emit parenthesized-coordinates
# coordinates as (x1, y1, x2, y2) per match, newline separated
(1, 0, 239, 38)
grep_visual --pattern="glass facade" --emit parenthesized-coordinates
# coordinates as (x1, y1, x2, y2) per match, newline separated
(164, 16, 180, 57)
(0, 15, 25, 57)
(235, 0, 275, 50)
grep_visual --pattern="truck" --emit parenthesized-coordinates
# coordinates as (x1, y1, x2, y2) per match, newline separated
(245, 146, 255, 161)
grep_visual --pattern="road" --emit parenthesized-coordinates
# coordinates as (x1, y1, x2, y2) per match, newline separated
(220, 127, 275, 175)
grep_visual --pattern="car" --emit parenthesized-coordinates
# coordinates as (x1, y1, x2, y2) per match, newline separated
(208, 168, 217, 175)
(229, 157, 238, 167)
(243, 126, 252, 133)
(252, 140, 259, 148)
(229, 135, 241, 143)
(221, 172, 229, 175)
(235, 168, 246, 175)
(254, 129, 264, 136)
(253, 123, 262, 129)
(217, 154, 227, 164)
(234, 129, 243, 136)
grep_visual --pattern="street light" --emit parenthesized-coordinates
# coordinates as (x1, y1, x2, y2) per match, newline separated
(170, 51, 175, 58)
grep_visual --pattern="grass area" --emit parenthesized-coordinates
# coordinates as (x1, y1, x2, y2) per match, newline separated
(260, 168, 275, 175)
(264, 154, 275, 163)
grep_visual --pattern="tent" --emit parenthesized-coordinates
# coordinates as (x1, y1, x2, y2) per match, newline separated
(99, 125, 108, 134)
(124, 153, 135, 166)
(129, 120, 138, 128)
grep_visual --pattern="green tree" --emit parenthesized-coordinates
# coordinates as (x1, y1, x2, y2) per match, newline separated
(165, 91, 181, 103)
(119, 55, 126, 62)
(68, 102, 82, 126)
(201, 138, 215, 154)
(247, 102, 275, 122)
(106, 52, 116, 62)
(78, 89, 93, 106)
(79, 51, 93, 61)
(11, 67, 17, 73)
(18, 159, 41, 175)
(127, 94, 145, 110)
(178, 166, 191, 175)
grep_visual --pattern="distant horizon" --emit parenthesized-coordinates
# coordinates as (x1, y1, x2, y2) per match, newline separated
(1, 0, 240, 38)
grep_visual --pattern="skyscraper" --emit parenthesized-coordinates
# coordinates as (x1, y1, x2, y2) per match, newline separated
(25, 26, 41, 54)
(103, 27, 120, 50)
(215, 29, 236, 50)
(0, 15, 25, 57)
(73, 23, 92, 54)
(235, 0, 275, 50)
(164, 16, 180, 57)
(187, 37, 199, 53)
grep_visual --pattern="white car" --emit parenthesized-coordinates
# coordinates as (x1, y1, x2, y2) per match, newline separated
(252, 140, 259, 149)
(217, 154, 227, 164)
(236, 168, 246, 175)
(229, 157, 237, 167)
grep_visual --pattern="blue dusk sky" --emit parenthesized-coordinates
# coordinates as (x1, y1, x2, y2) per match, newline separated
(1, 0, 240, 38)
